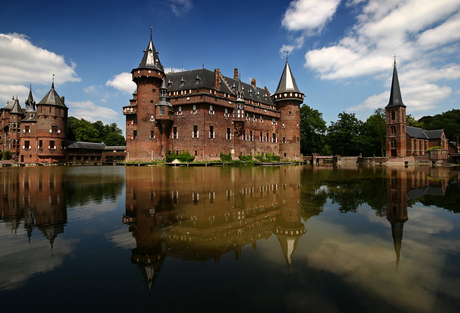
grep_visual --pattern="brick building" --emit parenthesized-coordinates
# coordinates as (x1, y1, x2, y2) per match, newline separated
(0, 83, 68, 163)
(123, 33, 304, 162)
(386, 61, 448, 157)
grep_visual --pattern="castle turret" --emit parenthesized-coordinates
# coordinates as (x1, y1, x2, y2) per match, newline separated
(126, 28, 167, 161)
(386, 59, 407, 157)
(36, 80, 68, 163)
(273, 60, 304, 160)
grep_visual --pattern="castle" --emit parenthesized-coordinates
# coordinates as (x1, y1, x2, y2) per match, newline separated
(385, 60, 448, 158)
(123, 33, 303, 162)
(0, 83, 68, 163)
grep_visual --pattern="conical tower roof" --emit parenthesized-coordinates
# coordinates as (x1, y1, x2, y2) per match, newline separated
(10, 98, 24, 115)
(274, 60, 301, 95)
(25, 86, 36, 112)
(386, 60, 406, 108)
(38, 82, 67, 108)
(136, 30, 164, 72)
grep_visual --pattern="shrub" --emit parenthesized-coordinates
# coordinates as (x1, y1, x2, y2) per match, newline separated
(254, 153, 280, 162)
(166, 151, 195, 163)
(426, 146, 442, 152)
(238, 155, 253, 161)
(220, 152, 232, 162)
(2, 150, 12, 160)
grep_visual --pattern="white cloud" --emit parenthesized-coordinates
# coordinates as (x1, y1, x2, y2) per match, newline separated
(0, 33, 80, 106)
(282, 0, 341, 33)
(0, 84, 30, 104)
(167, 0, 193, 16)
(291, 0, 460, 115)
(279, 44, 295, 58)
(0, 33, 80, 85)
(106, 72, 136, 94)
(68, 100, 119, 122)
(419, 12, 460, 48)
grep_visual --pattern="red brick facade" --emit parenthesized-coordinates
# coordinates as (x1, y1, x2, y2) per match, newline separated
(0, 84, 68, 163)
(124, 37, 303, 162)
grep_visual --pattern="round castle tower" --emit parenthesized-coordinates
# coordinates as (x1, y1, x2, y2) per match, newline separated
(272, 60, 304, 161)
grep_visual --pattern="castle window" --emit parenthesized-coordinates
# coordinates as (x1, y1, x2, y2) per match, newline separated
(209, 126, 214, 139)
(50, 140, 55, 150)
(226, 128, 231, 140)
(260, 132, 263, 142)
(39, 140, 42, 149)
(25, 126, 30, 133)
(133, 130, 137, 139)
(193, 125, 199, 138)
(272, 133, 277, 143)
(282, 122, 285, 129)
(150, 131, 154, 139)
(283, 137, 286, 144)
(266, 132, 269, 142)
(391, 110, 396, 121)
(178, 106, 182, 112)
(391, 126, 396, 134)
(160, 107, 165, 115)
(52, 126, 57, 133)
(24, 140, 30, 150)
(173, 127, 178, 139)
(250, 130, 253, 141)
(391, 139, 396, 149)
(150, 114, 154, 122)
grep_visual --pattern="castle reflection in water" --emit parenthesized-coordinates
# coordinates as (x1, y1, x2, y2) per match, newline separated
(0, 165, 456, 293)
(0, 168, 67, 250)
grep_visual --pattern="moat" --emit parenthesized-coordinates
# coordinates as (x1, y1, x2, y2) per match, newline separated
(1, 165, 459, 313)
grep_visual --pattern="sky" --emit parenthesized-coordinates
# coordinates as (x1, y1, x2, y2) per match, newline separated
(1, 0, 459, 133)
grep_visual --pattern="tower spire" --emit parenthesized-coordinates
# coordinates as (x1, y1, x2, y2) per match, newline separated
(386, 56, 405, 108)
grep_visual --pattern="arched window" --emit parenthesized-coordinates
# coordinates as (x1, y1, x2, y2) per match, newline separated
(391, 110, 396, 121)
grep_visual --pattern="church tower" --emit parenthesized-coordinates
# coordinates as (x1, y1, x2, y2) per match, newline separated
(386, 59, 407, 157)
(126, 28, 172, 161)
(273, 59, 304, 160)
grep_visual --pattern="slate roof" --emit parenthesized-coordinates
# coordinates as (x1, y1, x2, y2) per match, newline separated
(386, 62, 406, 108)
(67, 141, 105, 150)
(22, 111, 37, 122)
(39, 83, 67, 108)
(274, 60, 301, 95)
(165, 68, 274, 106)
(105, 146, 126, 151)
(406, 126, 444, 139)
(10, 98, 24, 115)
(3, 97, 15, 110)
(135, 37, 163, 72)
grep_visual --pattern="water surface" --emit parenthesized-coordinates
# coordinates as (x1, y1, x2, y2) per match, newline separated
(0, 165, 459, 312)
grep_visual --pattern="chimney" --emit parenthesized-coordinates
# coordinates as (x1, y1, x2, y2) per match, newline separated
(251, 78, 256, 88)
(214, 68, 221, 90)
(61, 96, 65, 104)
(234, 68, 239, 79)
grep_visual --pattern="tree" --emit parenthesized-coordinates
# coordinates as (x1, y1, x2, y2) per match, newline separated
(423, 109, 460, 141)
(362, 108, 386, 156)
(299, 104, 327, 155)
(327, 112, 363, 156)
(406, 114, 424, 128)
(66, 117, 126, 145)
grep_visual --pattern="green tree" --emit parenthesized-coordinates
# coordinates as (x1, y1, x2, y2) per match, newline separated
(406, 114, 424, 128)
(327, 112, 364, 156)
(66, 117, 126, 145)
(299, 104, 327, 155)
(362, 108, 386, 156)
(423, 109, 460, 141)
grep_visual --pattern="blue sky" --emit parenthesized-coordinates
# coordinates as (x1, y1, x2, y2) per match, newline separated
(1, 0, 459, 133)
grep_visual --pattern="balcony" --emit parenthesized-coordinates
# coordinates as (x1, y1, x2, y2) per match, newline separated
(123, 106, 137, 115)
